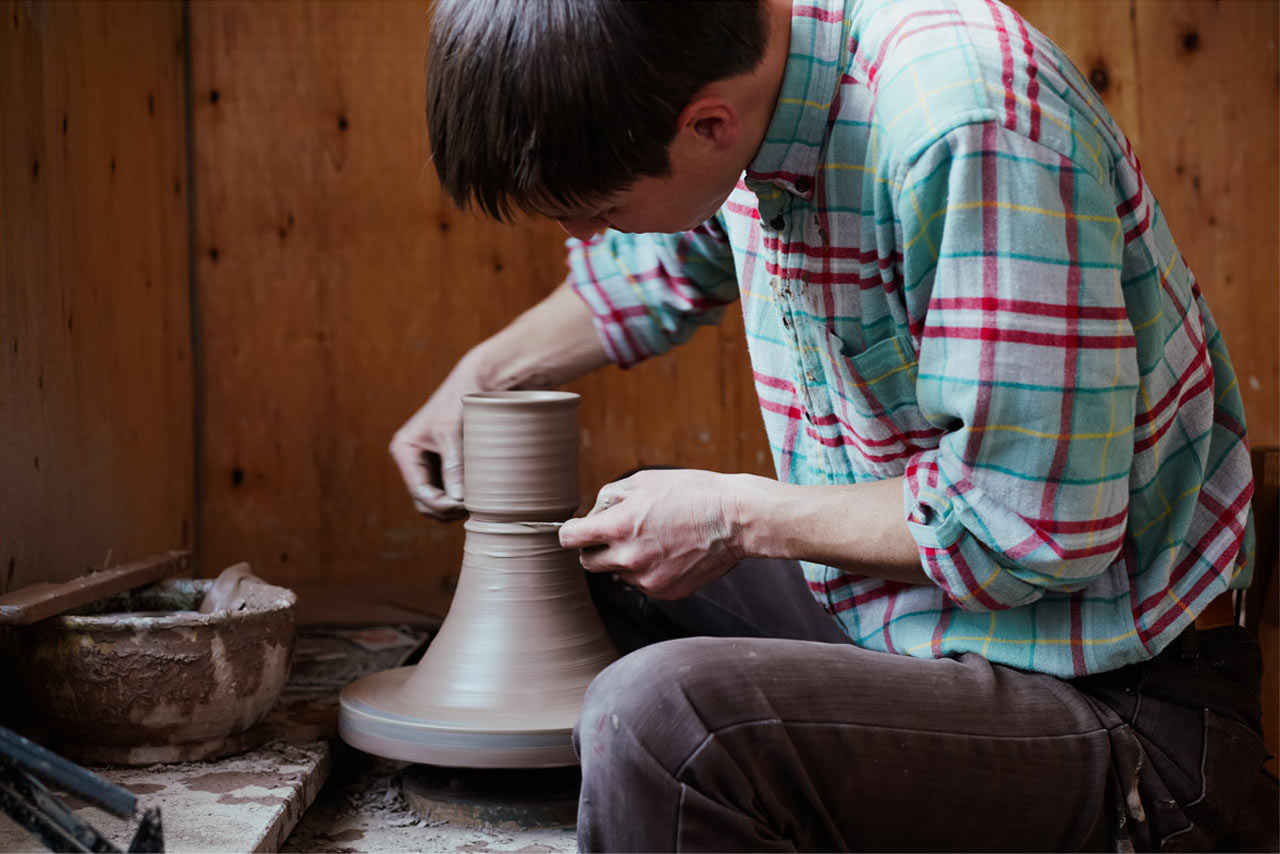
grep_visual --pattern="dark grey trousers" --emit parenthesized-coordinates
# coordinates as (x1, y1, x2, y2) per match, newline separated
(576, 559, 1266, 852)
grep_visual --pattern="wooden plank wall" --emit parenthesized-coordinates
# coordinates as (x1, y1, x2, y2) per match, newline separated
(0, 2, 192, 594)
(189, 0, 1278, 616)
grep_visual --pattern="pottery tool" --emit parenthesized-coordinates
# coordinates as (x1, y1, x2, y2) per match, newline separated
(341, 391, 617, 768)
(0, 725, 163, 852)
(0, 551, 190, 626)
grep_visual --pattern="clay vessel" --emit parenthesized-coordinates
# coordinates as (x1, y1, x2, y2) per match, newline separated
(462, 390, 580, 521)
(340, 520, 618, 767)
(17, 576, 295, 764)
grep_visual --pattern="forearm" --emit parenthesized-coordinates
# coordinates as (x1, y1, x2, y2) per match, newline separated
(731, 474, 927, 585)
(463, 281, 611, 391)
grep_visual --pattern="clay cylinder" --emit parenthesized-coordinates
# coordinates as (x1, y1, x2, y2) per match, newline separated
(462, 391, 580, 521)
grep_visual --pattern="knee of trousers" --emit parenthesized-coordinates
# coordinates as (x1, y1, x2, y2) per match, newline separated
(575, 637, 732, 782)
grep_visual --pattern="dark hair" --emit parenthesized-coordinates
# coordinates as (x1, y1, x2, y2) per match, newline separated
(427, 0, 768, 221)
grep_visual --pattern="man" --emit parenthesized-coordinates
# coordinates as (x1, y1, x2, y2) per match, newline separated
(392, 0, 1266, 849)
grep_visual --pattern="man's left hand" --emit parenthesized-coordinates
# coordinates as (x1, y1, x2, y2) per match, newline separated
(558, 469, 743, 600)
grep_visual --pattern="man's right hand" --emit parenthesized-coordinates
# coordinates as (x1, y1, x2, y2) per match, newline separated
(389, 358, 481, 520)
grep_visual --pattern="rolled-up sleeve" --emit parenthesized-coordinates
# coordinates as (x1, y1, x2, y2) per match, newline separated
(898, 121, 1137, 611)
(566, 214, 740, 368)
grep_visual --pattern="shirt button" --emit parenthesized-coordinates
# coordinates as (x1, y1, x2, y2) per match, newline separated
(770, 213, 785, 230)
(794, 176, 812, 193)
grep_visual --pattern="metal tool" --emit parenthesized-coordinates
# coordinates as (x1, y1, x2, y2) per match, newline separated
(0, 726, 163, 852)
(515, 521, 566, 529)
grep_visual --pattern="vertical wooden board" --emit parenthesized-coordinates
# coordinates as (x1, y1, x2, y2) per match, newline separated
(191, 0, 772, 602)
(192, 2, 555, 598)
(0, 1, 192, 593)
(1129, 0, 1278, 446)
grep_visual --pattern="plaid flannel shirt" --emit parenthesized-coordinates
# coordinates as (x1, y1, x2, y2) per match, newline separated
(566, 0, 1254, 676)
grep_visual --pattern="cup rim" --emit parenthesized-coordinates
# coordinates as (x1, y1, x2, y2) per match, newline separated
(462, 390, 579, 406)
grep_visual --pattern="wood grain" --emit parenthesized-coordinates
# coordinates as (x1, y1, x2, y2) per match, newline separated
(190, 1, 551, 600)
(0, 1, 193, 594)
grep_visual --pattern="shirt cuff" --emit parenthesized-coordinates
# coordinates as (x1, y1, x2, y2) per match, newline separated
(903, 451, 1045, 612)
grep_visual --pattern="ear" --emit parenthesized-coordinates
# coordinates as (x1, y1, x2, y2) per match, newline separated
(674, 96, 740, 152)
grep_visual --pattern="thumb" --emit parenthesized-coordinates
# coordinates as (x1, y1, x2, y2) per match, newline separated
(559, 510, 619, 549)
(441, 433, 464, 501)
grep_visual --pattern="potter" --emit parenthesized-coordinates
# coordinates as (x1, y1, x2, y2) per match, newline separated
(391, 0, 1264, 850)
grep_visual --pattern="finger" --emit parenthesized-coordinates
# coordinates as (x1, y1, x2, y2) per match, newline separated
(579, 543, 639, 575)
(560, 510, 625, 549)
(588, 477, 634, 516)
(413, 496, 467, 520)
(611, 568, 663, 599)
(390, 435, 464, 517)
(440, 432, 464, 501)
(577, 544, 615, 574)
(412, 482, 466, 518)
(389, 436, 430, 497)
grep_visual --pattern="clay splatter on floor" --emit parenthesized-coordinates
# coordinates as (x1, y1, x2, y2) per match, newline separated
(283, 748, 576, 854)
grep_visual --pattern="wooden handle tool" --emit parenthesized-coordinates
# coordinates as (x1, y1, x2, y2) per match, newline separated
(0, 551, 191, 626)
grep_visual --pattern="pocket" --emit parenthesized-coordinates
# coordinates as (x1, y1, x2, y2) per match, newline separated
(818, 331, 942, 476)
(1158, 709, 1267, 852)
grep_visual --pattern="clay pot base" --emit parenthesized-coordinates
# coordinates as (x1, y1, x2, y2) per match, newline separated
(52, 725, 270, 766)
(339, 667, 578, 768)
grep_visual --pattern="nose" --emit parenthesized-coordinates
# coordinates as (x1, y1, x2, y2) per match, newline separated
(557, 217, 609, 240)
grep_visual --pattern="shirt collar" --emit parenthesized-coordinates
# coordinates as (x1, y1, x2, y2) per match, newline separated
(745, 0, 850, 213)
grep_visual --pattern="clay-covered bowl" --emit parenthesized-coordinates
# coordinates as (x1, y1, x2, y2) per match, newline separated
(17, 577, 296, 764)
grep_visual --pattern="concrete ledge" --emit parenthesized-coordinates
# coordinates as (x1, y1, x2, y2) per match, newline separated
(0, 740, 329, 853)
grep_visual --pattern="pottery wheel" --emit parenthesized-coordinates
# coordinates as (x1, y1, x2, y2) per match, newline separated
(339, 392, 617, 770)
(400, 764, 581, 828)
(339, 666, 580, 768)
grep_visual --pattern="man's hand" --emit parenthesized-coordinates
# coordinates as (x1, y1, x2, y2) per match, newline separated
(390, 283, 612, 520)
(558, 469, 745, 600)
(389, 359, 482, 520)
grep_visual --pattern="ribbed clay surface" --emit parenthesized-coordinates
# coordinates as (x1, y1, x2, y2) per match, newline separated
(462, 391, 580, 521)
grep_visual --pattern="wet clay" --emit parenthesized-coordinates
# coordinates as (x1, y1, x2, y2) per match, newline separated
(199, 562, 259, 613)
(340, 390, 618, 768)
(460, 391, 581, 522)
(17, 574, 296, 765)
